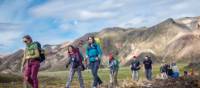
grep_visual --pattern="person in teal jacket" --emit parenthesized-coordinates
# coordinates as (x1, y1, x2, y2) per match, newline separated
(86, 36, 103, 88)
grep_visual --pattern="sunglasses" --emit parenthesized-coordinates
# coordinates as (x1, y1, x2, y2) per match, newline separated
(23, 40, 28, 43)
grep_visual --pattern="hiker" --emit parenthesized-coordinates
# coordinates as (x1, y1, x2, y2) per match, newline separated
(21, 35, 43, 88)
(143, 56, 153, 81)
(130, 56, 141, 81)
(171, 63, 180, 78)
(166, 64, 173, 78)
(108, 52, 119, 87)
(160, 63, 168, 79)
(65, 45, 85, 88)
(86, 36, 103, 88)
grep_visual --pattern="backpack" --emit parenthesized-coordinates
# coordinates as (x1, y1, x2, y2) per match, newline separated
(95, 37, 102, 48)
(76, 47, 84, 63)
(34, 41, 46, 63)
(75, 47, 86, 71)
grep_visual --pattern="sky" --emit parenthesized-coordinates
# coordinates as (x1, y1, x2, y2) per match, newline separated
(0, 0, 200, 55)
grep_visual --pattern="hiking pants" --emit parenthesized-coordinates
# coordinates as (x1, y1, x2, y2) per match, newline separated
(66, 65, 84, 88)
(23, 59, 40, 88)
(145, 69, 152, 81)
(132, 70, 139, 81)
(110, 68, 118, 86)
(90, 60, 102, 87)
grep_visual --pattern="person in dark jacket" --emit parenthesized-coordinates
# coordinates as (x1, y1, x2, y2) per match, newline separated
(131, 56, 141, 81)
(143, 56, 153, 81)
(65, 45, 85, 88)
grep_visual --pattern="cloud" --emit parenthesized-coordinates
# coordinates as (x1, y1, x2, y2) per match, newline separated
(0, 31, 23, 44)
(119, 17, 145, 28)
(1, 0, 200, 54)
(0, 23, 25, 54)
(29, 0, 120, 21)
(79, 10, 114, 21)
(171, 2, 188, 11)
(0, 0, 31, 23)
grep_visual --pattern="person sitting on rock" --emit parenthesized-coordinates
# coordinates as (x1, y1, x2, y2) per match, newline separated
(171, 62, 180, 79)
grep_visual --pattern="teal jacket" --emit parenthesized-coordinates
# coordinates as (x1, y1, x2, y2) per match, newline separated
(86, 43, 102, 62)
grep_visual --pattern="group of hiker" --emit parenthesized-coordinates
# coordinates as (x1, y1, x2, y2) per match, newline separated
(20, 35, 105, 88)
(130, 56, 153, 81)
(65, 36, 104, 88)
(21, 35, 182, 88)
(130, 55, 181, 81)
(160, 62, 180, 79)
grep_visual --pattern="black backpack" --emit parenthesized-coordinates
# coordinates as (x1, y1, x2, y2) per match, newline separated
(75, 48, 86, 71)
(34, 41, 46, 63)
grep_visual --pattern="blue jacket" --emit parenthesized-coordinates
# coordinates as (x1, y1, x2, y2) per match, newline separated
(86, 43, 102, 62)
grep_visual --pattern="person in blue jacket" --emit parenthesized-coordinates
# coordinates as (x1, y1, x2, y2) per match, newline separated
(86, 36, 103, 88)
(171, 62, 180, 79)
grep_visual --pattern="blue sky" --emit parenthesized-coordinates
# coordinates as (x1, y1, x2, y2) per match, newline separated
(0, 0, 200, 55)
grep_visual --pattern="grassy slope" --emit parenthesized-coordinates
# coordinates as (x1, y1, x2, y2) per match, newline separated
(0, 63, 186, 88)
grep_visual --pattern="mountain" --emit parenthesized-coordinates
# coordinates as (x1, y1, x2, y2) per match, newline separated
(1, 16, 200, 73)
(0, 42, 71, 73)
(41, 41, 71, 71)
(73, 17, 200, 65)
(164, 32, 200, 62)
(0, 49, 24, 73)
(0, 55, 3, 58)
